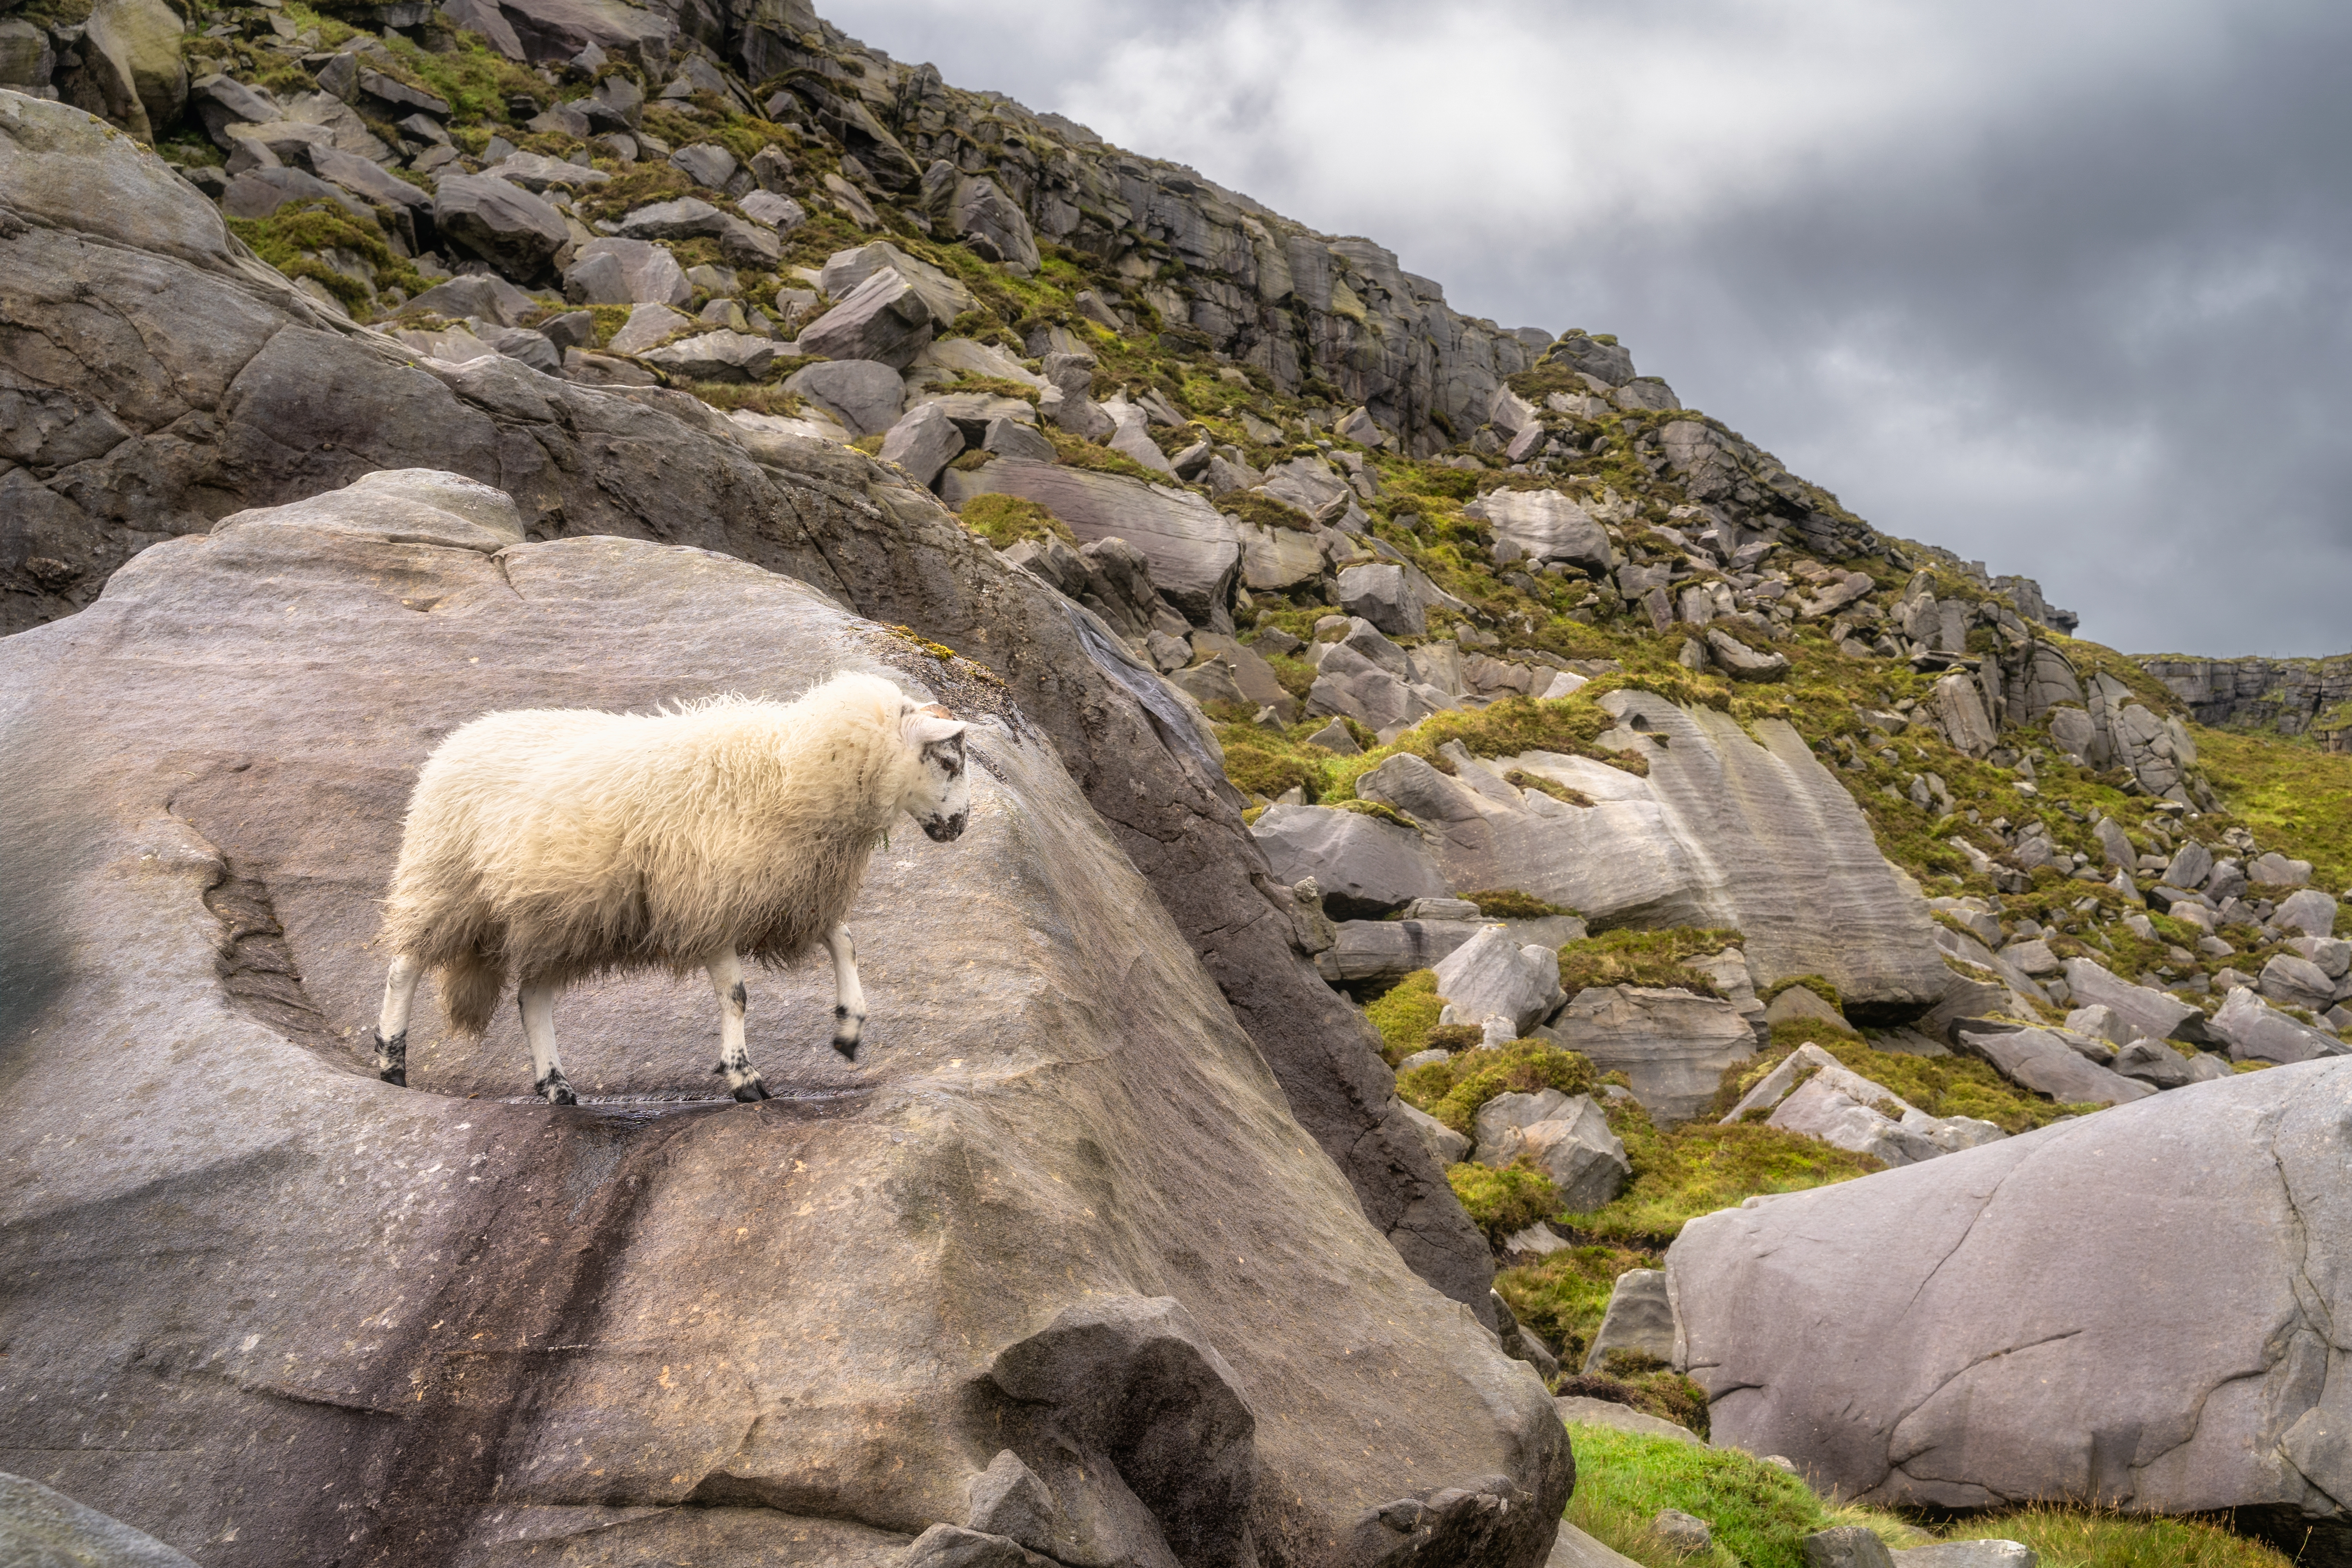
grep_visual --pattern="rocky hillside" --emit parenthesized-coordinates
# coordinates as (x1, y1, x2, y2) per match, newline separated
(5, 0, 2352, 1563)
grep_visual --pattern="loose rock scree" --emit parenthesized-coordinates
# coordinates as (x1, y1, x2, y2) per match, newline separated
(368, 671, 971, 1103)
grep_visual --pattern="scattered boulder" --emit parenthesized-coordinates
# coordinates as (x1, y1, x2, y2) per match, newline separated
(65, 0, 187, 142)
(563, 236, 691, 306)
(1955, 1027, 2156, 1106)
(611, 196, 778, 266)
(739, 189, 806, 232)
(433, 172, 568, 279)
(878, 401, 967, 489)
(1337, 563, 1427, 637)
(1402, 1102, 1472, 1167)
(2212, 986, 2346, 1065)
(1804, 1526, 1894, 1568)
(1672, 1059, 2352, 1559)
(637, 328, 777, 382)
(1474, 1090, 1629, 1211)
(1436, 926, 1566, 1036)
(1652, 1510, 1713, 1555)
(2277, 888, 2333, 940)
(1467, 490, 1613, 575)
(1249, 804, 1446, 919)
(2260, 952, 2339, 1013)
(819, 239, 977, 327)
(2060, 958, 2214, 1045)
(1546, 987, 1757, 1124)
(1582, 1269, 1677, 1373)
(941, 459, 1240, 626)
(604, 300, 691, 356)
(783, 358, 908, 437)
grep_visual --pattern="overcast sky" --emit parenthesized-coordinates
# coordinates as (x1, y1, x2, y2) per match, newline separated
(833, 0, 2352, 658)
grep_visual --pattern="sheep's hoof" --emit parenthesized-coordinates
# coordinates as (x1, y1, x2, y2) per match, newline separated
(537, 1070, 575, 1106)
(732, 1076, 771, 1103)
(379, 1067, 407, 1088)
(831, 1036, 859, 1062)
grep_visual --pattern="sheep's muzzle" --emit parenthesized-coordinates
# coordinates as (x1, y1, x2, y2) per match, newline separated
(923, 811, 968, 842)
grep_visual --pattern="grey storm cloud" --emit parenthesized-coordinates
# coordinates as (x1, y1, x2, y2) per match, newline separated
(833, 0, 2352, 656)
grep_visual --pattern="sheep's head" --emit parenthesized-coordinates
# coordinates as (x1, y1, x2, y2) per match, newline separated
(900, 702, 971, 842)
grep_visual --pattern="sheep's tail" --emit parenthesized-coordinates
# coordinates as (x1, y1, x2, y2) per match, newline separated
(437, 950, 507, 1038)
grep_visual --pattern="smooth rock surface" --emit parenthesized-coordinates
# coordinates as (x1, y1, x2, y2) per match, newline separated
(1250, 804, 1448, 920)
(1546, 987, 1757, 1124)
(1671, 1061, 2352, 1558)
(0, 98, 1500, 1328)
(1582, 1269, 1678, 1373)
(0, 470, 1568, 1568)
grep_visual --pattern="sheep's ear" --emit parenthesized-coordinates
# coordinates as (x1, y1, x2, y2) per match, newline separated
(904, 704, 967, 748)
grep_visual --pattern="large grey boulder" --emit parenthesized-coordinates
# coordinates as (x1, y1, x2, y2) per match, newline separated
(784, 358, 908, 437)
(1472, 489, 1612, 574)
(0, 1472, 200, 1567)
(612, 195, 779, 266)
(637, 327, 776, 382)
(563, 235, 691, 306)
(433, 172, 568, 279)
(1337, 562, 1426, 636)
(1956, 1027, 2157, 1106)
(1582, 1269, 1677, 1373)
(0, 98, 1501, 1327)
(921, 162, 1042, 271)
(0, 470, 1567, 1568)
(493, 0, 675, 66)
(2261, 953, 2341, 1013)
(2277, 888, 2333, 940)
(64, 0, 185, 142)
(2210, 986, 2345, 1065)
(1475, 1091, 1628, 1212)
(1670, 1060, 2352, 1560)
(879, 401, 967, 489)
(941, 458, 1241, 626)
(819, 239, 977, 328)
(1724, 1044, 1997, 1164)
(1436, 925, 1566, 1036)
(1307, 643, 1453, 743)
(1250, 804, 1447, 919)
(2060, 957, 2214, 1045)
(1546, 986, 1758, 1124)
(795, 266, 937, 367)
(1316, 918, 1483, 986)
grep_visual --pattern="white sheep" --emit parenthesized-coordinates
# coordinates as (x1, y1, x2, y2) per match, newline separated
(367, 671, 971, 1103)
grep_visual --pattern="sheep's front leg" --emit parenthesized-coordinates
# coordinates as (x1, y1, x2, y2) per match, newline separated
(825, 922, 866, 1060)
(705, 949, 769, 1102)
(372, 954, 420, 1087)
(518, 980, 575, 1105)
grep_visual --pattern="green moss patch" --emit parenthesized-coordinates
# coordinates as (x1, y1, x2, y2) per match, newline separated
(959, 493, 1074, 549)
(1401, 1039, 1601, 1134)
(1364, 970, 1445, 1064)
(1565, 1423, 1913, 1568)
(1565, 1094, 1883, 1246)
(1446, 1161, 1560, 1247)
(1220, 491, 1316, 532)
(1465, 889, 1578, 920)
(1495, 1240, 1660, 1368)
(1727, 1036, 2095, 1134)
(1557, 927, 1742, 998)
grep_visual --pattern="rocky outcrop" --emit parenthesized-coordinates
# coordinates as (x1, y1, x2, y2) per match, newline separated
(0, 95, 1498, 1325)
(1354, 692, 1952, 1015)
(0, 470, 1568, 1568)
(1670, 1061, 2352, 1562)
(2140, 652, 2352, 745)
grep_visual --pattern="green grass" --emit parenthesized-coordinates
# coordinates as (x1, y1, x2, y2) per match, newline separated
(1563, 1095, 1883, 1246)
(1465, 890, 1579, 919)
(1446, 1161, 1560, 1246)
(1557, 927, 1743, 998)
(1398, 1038, 1602, 1134)
(1497, 1240, 1661, 1367)
(1565, 1424, 1916, 1568)
(959, 493, 1074, 549)
(1364, 970, 1446, 1063)
(2195, 727, 2352, 894)
(1942, 1507, 2298, 1568)
(1564, 1426, 2295, 1568)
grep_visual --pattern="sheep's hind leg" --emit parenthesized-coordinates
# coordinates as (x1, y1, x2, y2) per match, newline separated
(824, 922, 866, 1060)
(518, 980, 575, 1105)
(705, 949, 769, 1102)
(372, 954, 420, 1087)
